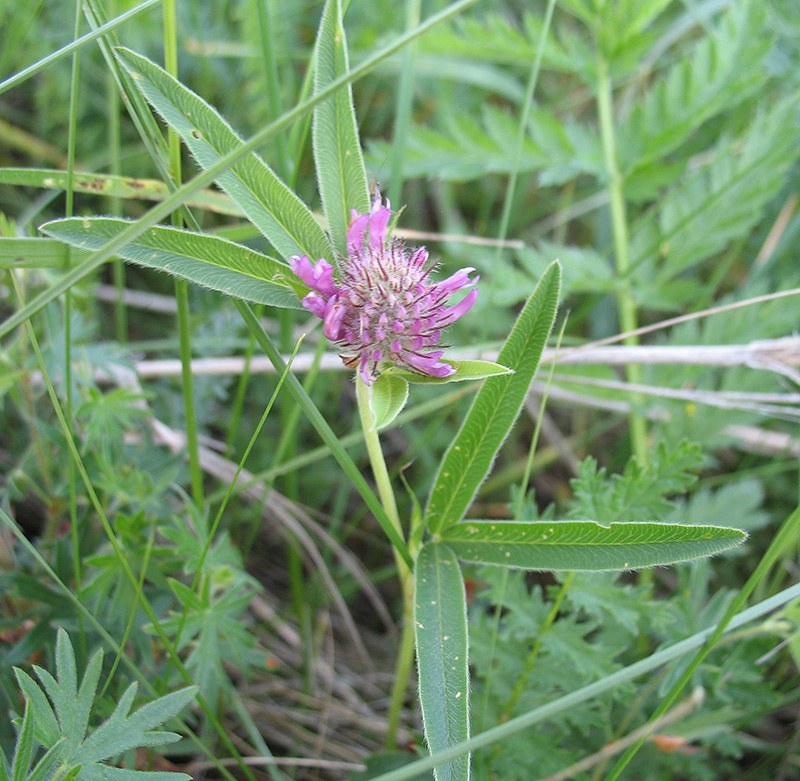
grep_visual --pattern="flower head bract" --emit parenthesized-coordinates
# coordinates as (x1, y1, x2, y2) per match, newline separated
(290, 198, 478, 385)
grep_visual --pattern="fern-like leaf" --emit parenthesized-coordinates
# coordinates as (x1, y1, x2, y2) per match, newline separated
(11, 629, 196, 781)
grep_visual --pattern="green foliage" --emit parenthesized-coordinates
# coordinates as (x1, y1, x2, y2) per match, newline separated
(115, 47, 332, 263)
(425, 261, 561, 534)
(414, 543, 470, 781)
(6, 630, 195, 781)
(441, 519, 745, 570)
(39, 218, 303, 308)
(470, 443, 779, 780)
(1, 0, 798, 778)
(569, 440, 703, 522)
(312, 0, 371, 256)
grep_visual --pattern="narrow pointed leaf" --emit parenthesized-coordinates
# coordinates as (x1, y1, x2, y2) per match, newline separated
(40, 217, 303, 308)
(13, 669, 59, 746)
(312, 0, 371, 256)
(425, 261, 561, 534)
(415, 543, 470, 781)
(11, 700, 33, 781)
(25, 740, 66, 781)
(116, 47, 331, 263)
(440, 520, 747, 571)
(74, 647, 104, 758)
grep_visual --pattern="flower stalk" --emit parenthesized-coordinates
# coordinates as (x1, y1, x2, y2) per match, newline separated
(293, 197, 481, 747)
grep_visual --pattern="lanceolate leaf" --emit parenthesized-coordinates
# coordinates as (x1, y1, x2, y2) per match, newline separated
(440, 520, 747, 571)
(415, 543, 470, 781)
(40, 217, 303, 309)
(116, 47, 331, 263)
(425, 261, 560, 534)
(312, 0, 371, 256)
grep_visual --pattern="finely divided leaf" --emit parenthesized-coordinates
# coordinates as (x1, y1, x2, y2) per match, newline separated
(312, 0, 370, 256)
(440, 520, 747, 571)
(11, 629, 196, 781)
(425, 261, 560, 534)
(40, 217, 303, 308)
(415, 543, 470, 781)
(115, 47, 331, 263)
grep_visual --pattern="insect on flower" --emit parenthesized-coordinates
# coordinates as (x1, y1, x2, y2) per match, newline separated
(290, 197, 479, 385)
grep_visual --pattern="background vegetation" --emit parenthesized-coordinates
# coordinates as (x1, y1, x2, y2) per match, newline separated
(2, 0, 800, 779)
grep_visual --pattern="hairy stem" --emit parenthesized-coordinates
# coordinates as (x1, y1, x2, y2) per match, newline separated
(355, 379, 415, 747)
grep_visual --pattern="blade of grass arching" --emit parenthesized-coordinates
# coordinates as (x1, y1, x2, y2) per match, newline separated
(425, 261, 561, 534)
(64, 0, 84, 661)
(0, 509, 244, 781)
(605, 503, 800, 780)
(0, 0, 481, 341)
(95, 522, 156, 706)
(163, 0, 204, 509)
(0, 0, 161, 96)
(9, 277, 258, 781)
(83, 0, 175, 176)
(235, 299, 413, 570)
(387, 0, 421, 207)
(225, 305, 261, 456)
(312, 0, 370, 256)
(369, 576, 800, 781)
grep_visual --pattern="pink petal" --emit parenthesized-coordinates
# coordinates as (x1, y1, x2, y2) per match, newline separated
(290, 255, 338, 297)
(301, 291, 328, 319)
(434, 267, 478, 295)
(435, 288, 478, 327)
(367, 201, 392, 254)
(322, 297, 347, 340)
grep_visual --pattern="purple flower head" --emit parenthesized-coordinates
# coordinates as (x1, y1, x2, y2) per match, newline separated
(290, 198, 478, 385)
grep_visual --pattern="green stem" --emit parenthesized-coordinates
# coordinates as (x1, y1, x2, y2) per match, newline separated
(387, 0, 421, 206)
(355, 380, 406, 565)
(595, 53, 648, 467)
(64, 0, 82, 613)
(386, 573, 417, 747)
(500, 572, 575, 722)
(355, 379, 414, 748)
(164, 0, 204, 507)
(107, 0, 127, 343)
(254, 0, 290, 181)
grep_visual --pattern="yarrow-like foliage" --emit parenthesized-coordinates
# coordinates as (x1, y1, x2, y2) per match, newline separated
(291, 198, 478, 385)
